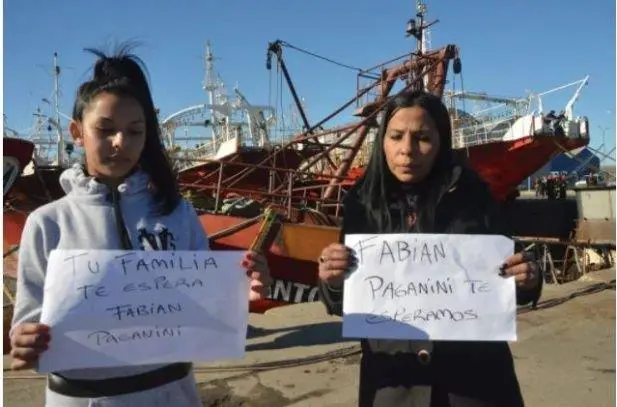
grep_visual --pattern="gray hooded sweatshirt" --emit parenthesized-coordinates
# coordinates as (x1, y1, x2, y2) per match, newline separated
(11, 164, 208, 406)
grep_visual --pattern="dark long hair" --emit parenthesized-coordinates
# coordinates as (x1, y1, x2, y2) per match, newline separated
(72, 42, 180, 215)
(352, 90, 456, 232)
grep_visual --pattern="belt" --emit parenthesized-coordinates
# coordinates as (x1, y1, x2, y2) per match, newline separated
(47, 363, 192, 398)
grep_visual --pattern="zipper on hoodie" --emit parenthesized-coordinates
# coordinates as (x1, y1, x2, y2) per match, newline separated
(110, 189, 134, 250)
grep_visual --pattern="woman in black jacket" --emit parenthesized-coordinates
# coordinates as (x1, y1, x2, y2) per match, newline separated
(317, 90, 542, 407)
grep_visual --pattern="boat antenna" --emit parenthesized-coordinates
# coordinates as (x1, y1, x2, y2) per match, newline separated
(405, 0, 438, 54)
(203, 41, 220, 143)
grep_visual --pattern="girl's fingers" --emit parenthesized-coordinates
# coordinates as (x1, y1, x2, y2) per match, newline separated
(10, 346, 44, 362)
(12, 332, 50, 348)
(14, 323, 49, 336)
(242, 253, 268, 269)
(11, 358, 35, 371)
(249, 271, 272, 285)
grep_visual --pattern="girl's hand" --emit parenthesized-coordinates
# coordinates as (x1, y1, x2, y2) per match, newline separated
(500, 252, 540, 290)
(10, 323, 51, 370)
(242, 251, 273, 301)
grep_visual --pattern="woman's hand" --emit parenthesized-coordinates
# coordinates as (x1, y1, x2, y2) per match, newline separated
(242, 251, 273, 301)
(318, 243, 356, 289)
(10, 323, 50, 370)
(500, 252, 541, 290)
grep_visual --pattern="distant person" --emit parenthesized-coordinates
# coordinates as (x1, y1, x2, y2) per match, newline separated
(546, 176, 556, 199)
(317, 90, 542, 407)
(558, 176, 567, 199)
(534, 178, 541, 196)
(9, 45, 272, 407)
(545, 110, 557, 122)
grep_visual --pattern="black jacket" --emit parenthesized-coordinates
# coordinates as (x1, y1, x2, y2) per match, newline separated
(320, 165, 541, 407)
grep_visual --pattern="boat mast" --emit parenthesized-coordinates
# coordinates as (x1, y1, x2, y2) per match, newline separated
(406, 0, 436, 90)
(53, 52, 64, 166)
(203, 41, 219, 149)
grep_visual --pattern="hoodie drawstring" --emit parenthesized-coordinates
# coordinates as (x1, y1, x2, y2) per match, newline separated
(110, 189, 134, 250)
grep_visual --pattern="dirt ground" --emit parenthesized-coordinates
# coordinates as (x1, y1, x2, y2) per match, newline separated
(3, 268, 615, 407)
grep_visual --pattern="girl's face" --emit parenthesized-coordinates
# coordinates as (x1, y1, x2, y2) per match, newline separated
(70, 92, 146, 185)
(383, 106, 441, 184)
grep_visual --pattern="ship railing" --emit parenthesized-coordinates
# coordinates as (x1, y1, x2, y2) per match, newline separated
(453, 114, 519, 148)
(177, 157, 353, 219)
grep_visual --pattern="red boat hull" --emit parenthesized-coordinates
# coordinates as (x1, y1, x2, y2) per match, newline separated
(1, 132, 588, 354)
(3, 138, 35, 171)
(2, 210, 339, 308)
(466, 135, 588, 201)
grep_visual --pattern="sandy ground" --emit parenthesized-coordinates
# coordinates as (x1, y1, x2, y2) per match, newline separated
(3, 268, 615, 407)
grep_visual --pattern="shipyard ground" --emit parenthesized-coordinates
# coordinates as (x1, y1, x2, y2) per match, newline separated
(3, 268, 615, 407)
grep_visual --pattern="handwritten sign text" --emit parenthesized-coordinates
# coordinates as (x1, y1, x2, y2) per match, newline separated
(38, 249, 248, 372)
(342, 234, 516, 341)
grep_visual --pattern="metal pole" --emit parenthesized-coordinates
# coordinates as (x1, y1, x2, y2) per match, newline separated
(53, 53, 64, 166)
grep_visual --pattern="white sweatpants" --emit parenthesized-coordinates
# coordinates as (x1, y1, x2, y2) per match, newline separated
(44, 372, 201, 407)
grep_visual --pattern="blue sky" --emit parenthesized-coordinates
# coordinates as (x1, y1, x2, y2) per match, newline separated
(4, 0, 616, 161)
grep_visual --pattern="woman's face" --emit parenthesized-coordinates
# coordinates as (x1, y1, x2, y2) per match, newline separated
(70, 92, 146, 184)
(383, 106, 441, 184)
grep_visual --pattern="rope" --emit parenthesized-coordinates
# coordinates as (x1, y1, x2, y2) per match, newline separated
(280, 41, 362, 72)
(3, 245, 20, 259)
(5, 278, 614, 379)
(552, 139, 614, 180)
(2, 345, 362, 379)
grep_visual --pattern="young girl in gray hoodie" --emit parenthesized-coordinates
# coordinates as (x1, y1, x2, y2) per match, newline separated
(10, 45, 272, 407)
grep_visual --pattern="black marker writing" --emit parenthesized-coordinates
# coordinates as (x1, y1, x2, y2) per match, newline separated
(87, 325, 183, 346)
(106, 303, 183, 321)
(365, 306, 478, 325)
(114, 252, 218, 275)
(122, 276, 204, 293)
(364, 276, 454, 300)
(63, 252, 88, 277)
(76, 284, 109, 300)
(87, 260, 100, 274)
(464, 279, 490, 294)
(352, 236, 378, 264)
(353, 237, 446, 266)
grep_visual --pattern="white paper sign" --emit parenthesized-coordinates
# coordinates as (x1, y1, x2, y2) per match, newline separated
(38, 250, 249, 373)
(342, 234, 516, 341)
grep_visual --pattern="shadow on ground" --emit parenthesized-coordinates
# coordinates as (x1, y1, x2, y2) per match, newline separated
(246, 321, 346, 351)
(517, 280, 615, 315)
(199, 379, 330, 407)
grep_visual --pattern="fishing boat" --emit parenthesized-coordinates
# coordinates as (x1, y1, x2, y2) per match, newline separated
(171, 0, 591, 313)
(3, 1, 593, 352)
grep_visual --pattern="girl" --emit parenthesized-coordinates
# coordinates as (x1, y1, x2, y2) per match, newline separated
(10, 45, 271, 407)
(317, 90, 542, 407)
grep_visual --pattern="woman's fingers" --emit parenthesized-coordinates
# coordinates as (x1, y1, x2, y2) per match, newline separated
(320, 246, 355, 265)
(320, 259, 350, 271)
(502, 260, 540, 289)
(502, 251, 535, 268)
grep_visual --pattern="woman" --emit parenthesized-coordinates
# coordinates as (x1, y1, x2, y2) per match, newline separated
(10, 45, 271, 407)
(318, 90, 541, 407)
